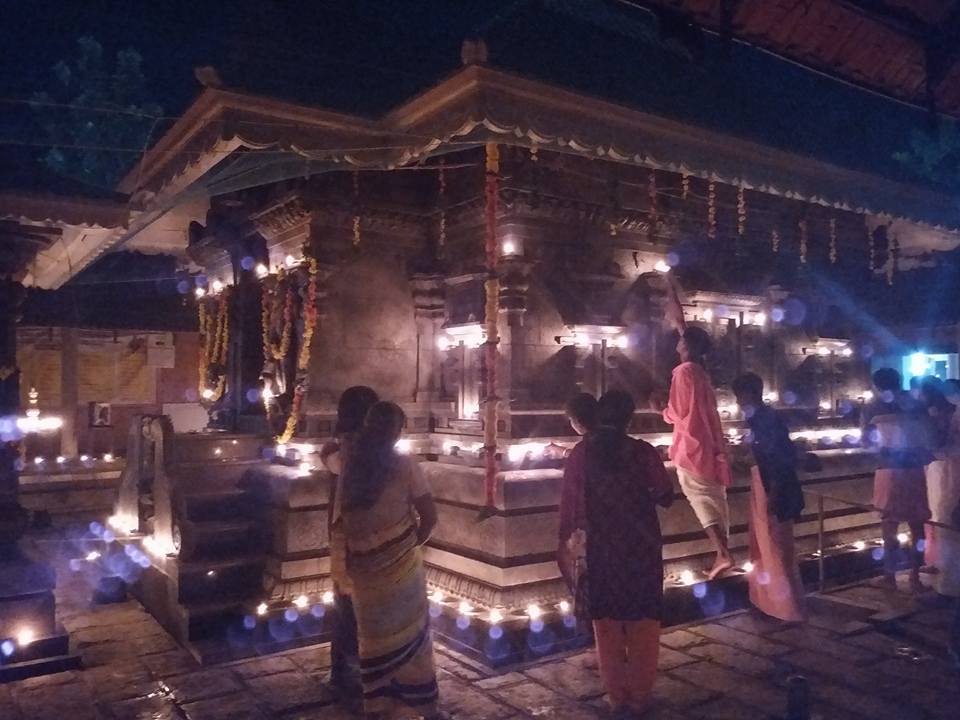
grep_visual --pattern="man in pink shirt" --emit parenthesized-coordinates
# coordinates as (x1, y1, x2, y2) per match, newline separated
(663, 327, 733, 580)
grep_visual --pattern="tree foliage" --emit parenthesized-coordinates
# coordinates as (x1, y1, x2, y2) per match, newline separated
(894, 120, 960, 192)
(30, 36, 162, 190)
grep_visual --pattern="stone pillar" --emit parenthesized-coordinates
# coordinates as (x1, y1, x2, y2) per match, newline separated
(498, 258, 532, 408)
(0, 279, 27, 556)
(411, 273, 446, 404)
(59, 327, 79, 458)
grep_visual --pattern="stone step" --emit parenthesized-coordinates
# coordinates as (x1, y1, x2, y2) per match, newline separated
(0, 653, 81, 683)
(176, 557, 266, 604)
(177, 518, 265, 561)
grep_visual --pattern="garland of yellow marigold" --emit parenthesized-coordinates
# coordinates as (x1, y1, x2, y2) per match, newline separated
(198, 288, 231, 402)
(272, 257, 320, 444)
(261, 269, 295, 361)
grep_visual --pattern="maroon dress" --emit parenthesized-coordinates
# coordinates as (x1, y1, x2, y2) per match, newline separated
(559, 435, 673, 621)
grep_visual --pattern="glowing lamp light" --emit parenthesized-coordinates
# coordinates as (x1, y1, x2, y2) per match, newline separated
(679, 570, 696, 586)
(458, 600, 473, 615)
(256, 602, 269, 616)
(489, 608, 504, 624)
(526, 604, 543, 620)
(429, 590, 445, 604)
(654, 260, 671, 273)
(195, 287, 206, 298)
(559, 600, 572, 614)
(753, 312, 767, 326)
(298, 461, 313, 476)
(742, 561, 754, 573)
(107, 514, 137, 534)
(817, 347, 831, 357)
(861, 390, 874, 402)
(262, 387, 275, 402)
(322, 591, 335, 605)
(507, 442, 546, 463)
(33, 456, 43, 466)
(85, 551, 101, 562)
(285, 254, 297, 267)
(763, 392, 779, 403)
(853, 541, 867, 551)
(275, 444, 287, 457)
(16, 629, 35, 647)
(80, 454, 90, 462)
(501, 239, 518, 256)
(612, 334, 629, 350)
(897, 532, 910, 545)
(56, 456, 66, 464)
(840, 347, 853, 357)
(702, 309, 714, 323)
(211, 279, 224, 293)
(819, 401, 832, 412)
(214, 447, 222, 456)
(395, 439, 412, 454)
(255, 263, 269, 278)
(437, 335, 452, 351)
(143, 534, 176, 557)
(201, 388, 215, 400)
(293, 595, 309, 609)
(103, 453, 114, 462)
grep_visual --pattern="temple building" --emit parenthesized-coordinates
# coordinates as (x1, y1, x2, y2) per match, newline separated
(4, 0, 960, 672)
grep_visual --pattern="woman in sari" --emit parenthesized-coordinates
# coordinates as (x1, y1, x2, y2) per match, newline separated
(336, 401, 442, 720)
(559, 390, 674, 716)
(733, 373, 806, 623)
(320, 385, 379, 706)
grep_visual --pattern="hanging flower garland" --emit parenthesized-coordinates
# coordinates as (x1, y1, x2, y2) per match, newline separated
(437, 160, 447, 248)
(681, 172, 690, 201)
(868, 226, 875, 272)
(707, 181, 717, 239)
(261, 269, 295, 361)
(273, 256, 320, 445)
(829, 218, 838, 264)
(772, 228, 780, 253)
(736, 186, 746, 237)
(887, 235, 899, 286)
(352, 170, 362, 247)
(799, 219, 808, 265)
(648, 170, 658, 228)
(197, 287, 231, 402)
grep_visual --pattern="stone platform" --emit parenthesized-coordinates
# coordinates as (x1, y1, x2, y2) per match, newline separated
(5, 525, 957, 719)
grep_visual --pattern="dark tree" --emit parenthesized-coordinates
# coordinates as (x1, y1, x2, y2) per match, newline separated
(30, 36, 162, 190)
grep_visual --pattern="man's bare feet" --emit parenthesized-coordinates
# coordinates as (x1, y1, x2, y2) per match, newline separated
(707, 556, 734, 580)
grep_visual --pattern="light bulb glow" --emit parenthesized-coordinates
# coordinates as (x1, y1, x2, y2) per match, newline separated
(85, 551, 101, 562)
(501, 239, 518, 256)
(819, 401, 832, 412)
(817, 347, 831, 356)
(285, 255, 297, 267)
(33, 456, 43, 465)
(742, 561, 754, 573)
(201, 388, 215, 400)
(654, 260, 671, 273)
(559, 600, 571, 614)
(753, 312, 767, 326)
(489, 608, 504, 624)
(613, 334, 629, 350)
(430, 590, 445, 603)
(80, 454, 90, 462)
(680, 570, 696, 586)
(56, 456, 66, 463)
(526, 604, 542, 620)
(256, 602, 269, 616)
(853, 541, 866, 551)
(898, 532, 910, 544)
(840, 347, 853, 357)
(16, 629, 35, 647)
(212, 280, 224, 293)
(293, 594, 309, 609)
(103, 453, 114, 462)
(195, 287, 206, 298)
(255, 263, 269, 278)
(458, 600, 473, 615)
(275, 444, 287, 457)
(395, 439, 412, 454)
(322, 591, 335, 605)
(437, 335, 452, 351)
(703, 309, 714, 322)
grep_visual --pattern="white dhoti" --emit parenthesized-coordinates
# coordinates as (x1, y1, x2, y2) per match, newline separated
(677, 468, 729, 537)
(935, 459, 960, 598)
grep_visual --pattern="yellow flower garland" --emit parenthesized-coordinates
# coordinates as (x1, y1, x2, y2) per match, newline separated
(198, 288, 231, 403)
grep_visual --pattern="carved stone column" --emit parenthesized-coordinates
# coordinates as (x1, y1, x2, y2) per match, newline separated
(498, 257, 532, 407)
(411, 273, 446, 404)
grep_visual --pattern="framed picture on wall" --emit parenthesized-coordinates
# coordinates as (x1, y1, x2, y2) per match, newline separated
(89, 402, 112, 427)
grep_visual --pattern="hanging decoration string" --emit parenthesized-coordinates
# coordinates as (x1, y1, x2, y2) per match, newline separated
(648, 170, 658, 228)
(887, 235, 898, 286)
(707, 180, 717, 240)
(197, 288, 231, 403)
(480, 142, 501, 519)
(736, 186, 746, 237)
(772, 228, 780, 253)
(681, 172, 690, 201)
(437, 159, 447, 248)
(799, 219, 808, 265)
(829, 218, 838, 264)
(868, 226, 876, 272)
(352, 170, 361, 247)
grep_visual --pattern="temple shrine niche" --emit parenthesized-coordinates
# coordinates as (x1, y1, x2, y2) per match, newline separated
(5, 53, 960, 669)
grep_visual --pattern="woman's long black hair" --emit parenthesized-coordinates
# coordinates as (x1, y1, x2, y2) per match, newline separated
(342, 401, 405, 511)
(587, 389, 636, 476)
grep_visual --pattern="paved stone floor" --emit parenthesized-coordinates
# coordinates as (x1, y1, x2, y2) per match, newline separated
(4, 530, 959, 719)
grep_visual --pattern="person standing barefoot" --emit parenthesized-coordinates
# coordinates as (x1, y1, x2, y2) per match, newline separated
(663, 327, 733, 580)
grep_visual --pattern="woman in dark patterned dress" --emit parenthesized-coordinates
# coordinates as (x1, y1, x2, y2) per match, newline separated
(559, 390, 674, 716)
